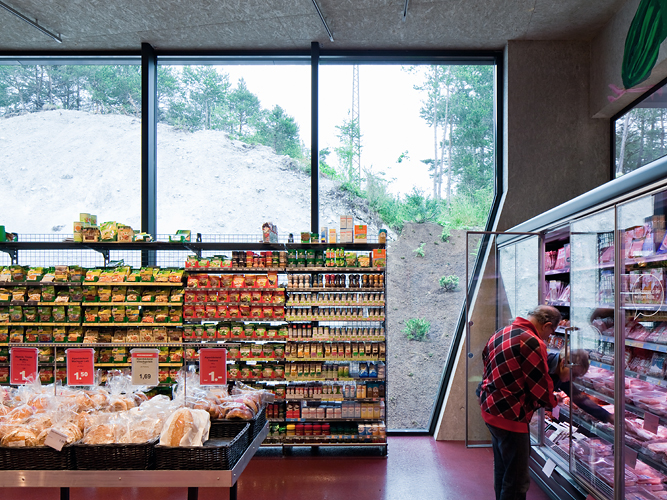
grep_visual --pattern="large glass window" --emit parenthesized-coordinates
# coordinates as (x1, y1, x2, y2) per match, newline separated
(319, 63, 496, 430)
(156, 64, 311, 238)
(0, 64, 142, 236)
(614, 79, 667, 177)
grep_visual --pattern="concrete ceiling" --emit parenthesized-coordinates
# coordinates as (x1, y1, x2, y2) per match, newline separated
(0, 0, 628, 52)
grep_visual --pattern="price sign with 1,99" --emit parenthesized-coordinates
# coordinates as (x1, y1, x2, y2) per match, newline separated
(199, 348, 227, 385)
(66, 348, 95, 386)
(9, 347, 39, 385)
(130, 348, 159, 386)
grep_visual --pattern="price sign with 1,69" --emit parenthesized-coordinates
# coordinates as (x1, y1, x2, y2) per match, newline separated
(10, 347, 39, 385)
(131, 348, 159, 386)
(66, 348, 95, 386)
(199, 348, 227, 385)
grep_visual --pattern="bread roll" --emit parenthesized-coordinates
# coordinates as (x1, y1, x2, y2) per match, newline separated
(6, 405, 34, 422)
(160, 408, 195, 447)
(2, 428, 39, 447)
(83, 424, 115, 444)
(226, 407, 254, 420)
(0, 405, 9, 417)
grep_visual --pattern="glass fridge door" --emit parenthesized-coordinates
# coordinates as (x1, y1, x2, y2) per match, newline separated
(465, 232, 542, 446)
(568, 208, 616, 499)
(616, 188, 667, 499)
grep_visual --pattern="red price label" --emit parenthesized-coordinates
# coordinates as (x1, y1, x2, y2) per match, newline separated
(66, 348, 95, 386)
(10, 347, 38, 385)
(199, 348, 227, 385)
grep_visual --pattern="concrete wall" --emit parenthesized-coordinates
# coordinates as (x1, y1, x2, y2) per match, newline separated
(498, 40, 610, 232)
(436, 40, 611, 440)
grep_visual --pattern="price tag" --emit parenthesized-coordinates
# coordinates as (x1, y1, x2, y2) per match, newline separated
(44, 429, 68, 451)
(66, 348, 95, 386)
(625, 445, 638, 469)
(9, 347, 38, 385)
(542, 458, 556, 478)
(552, 405, 560, 419)
(199, 348, 227, 385)
(130, 349, 159, 386)
(644, 411, 660, 434)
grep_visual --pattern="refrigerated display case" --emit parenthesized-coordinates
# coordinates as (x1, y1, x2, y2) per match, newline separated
(484, 162, 667, 500)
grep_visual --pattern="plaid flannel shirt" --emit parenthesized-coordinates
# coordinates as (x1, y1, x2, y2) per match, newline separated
(479, 317, 556, 433)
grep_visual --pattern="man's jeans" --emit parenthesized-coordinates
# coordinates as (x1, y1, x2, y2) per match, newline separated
(486, 423, 531, 500)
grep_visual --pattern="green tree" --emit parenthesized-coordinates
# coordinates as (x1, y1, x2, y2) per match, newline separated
(334, 112, 362, 186)
(228, 78, 261, 136)
(255, 105, 301, 158)
(180, 66, 230, 130)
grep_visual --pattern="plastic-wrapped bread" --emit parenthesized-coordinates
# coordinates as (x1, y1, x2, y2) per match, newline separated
(1, 428, 39, 447)
(83, 423, 116, 444)
(159, 408, 210, 447)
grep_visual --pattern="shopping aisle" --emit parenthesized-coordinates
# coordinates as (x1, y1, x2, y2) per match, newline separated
(0, 436, 551, 500)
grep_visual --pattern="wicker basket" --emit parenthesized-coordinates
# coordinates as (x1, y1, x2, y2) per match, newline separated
(210, 406, 266, 443)
(155, 423, 249, 470)
(0, 445, 74, 470)
(73, 438, 158, 470)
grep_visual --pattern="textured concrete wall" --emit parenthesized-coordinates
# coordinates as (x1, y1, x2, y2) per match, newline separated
(498, 40, 610, 232)
(591, 0, 667, 118)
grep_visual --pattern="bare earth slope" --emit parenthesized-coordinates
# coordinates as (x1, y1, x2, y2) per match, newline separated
(0, 110, 470, 429)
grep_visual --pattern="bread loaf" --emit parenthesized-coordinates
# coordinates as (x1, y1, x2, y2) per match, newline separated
(83, 423, 115, 444)
(160, 408, 195, 447)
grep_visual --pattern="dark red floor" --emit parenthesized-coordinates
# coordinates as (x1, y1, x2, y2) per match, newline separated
(0, 437, 551, 500)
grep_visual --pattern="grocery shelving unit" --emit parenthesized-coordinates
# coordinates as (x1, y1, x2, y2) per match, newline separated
(0, 239, 387, 453)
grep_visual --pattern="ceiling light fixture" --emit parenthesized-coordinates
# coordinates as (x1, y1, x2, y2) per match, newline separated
(311, 0, 334, 42)
(0, 1, 61, 43)
(403, 0, 409, 22)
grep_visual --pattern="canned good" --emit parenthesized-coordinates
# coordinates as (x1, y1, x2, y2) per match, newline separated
(90, 214, 97, 225)
(73, 221, 83, 232)
(79, 213, 91, 223)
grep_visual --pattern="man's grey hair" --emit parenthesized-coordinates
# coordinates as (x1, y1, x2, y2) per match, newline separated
(527, 305, 562, 326)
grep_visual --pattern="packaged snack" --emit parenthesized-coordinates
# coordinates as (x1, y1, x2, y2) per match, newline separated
(142, 309, 156, 323)
(170, 288, 184, 303)
(42, 285, 56, 302)
(11, 287, 26, 302)
(27, 288, 41, 302)
(83, 285, 97, 302)
(155, 289, 170, 303)
(68, 305, 82, 323)
(221, 275, 233, 288)
(195, 290, 208, 303)
(9, 326, 24, 343)
(217, 305, 228, 318)
(168, 328, 181, 342)
(169, 347, 184, 363)
(141, 290, 155, 302)
(53, 326, 67, 342)
(53, 305, 67, 322)
(228, 291, 240, 302)
(204, 324, 216, 339)
(97, 286, 112, 302)
(84, 307, 99, 323)
(85, 269, 101, 282)
(111, 305, 125, 322)
(250, 306, 263, 318)
(127, 269, 141, 282)
(168, 306, 181, 323)
(68, 327, 83, 343)
(100, 221, 118, 241)
(228, 306, 240, 318)
(111, 287, 126, 302)
(126, 328, 140, 342)
(23, 306, 37, 322)
(217, 324, 231, 339)
(256, 276, 268, 288)
(126, 287, 141, 302)
(97, 306, 112, 322)
(232, 276, 245, 288)
(55, 290, 70, 303)
(140, 267, 155, 282)
(25, 327, 39, 342)
(239, 305, 250, 317)
(183, 305, 195, 319)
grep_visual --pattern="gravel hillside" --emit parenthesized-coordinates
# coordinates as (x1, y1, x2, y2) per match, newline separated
(0, 110, 389, 239)
(0, 110, 471, 430)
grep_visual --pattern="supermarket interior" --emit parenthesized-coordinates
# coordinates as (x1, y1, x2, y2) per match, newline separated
(3, 1, 667, 500)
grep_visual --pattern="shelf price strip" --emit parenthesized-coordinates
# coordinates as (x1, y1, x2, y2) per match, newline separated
(9, 347, 38, 385)
(66, 348, 95, 386)
(199, 348, 227, 385)
(130, 348, 159, 386)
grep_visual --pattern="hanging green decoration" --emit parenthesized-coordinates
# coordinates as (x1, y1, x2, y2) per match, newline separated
(622, 0, 667, 89)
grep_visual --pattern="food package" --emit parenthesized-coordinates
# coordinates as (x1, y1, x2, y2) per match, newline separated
(159, 407, 210, 447)
(100, 222, 118, 242)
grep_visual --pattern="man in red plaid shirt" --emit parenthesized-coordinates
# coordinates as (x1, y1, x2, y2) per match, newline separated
(479, 305, 560, 500)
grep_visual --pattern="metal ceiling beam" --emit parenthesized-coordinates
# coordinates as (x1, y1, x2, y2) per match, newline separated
(311, 0, 334, 42)
(0, 1, 61, 43)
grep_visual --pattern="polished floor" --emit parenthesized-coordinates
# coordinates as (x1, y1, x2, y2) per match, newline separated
(0, 437, 551, 500)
